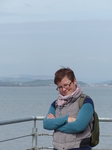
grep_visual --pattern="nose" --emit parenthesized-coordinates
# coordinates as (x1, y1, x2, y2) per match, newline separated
(62, 87, 66, 91)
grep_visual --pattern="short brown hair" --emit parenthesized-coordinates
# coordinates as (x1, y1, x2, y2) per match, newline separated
(54, 67, 75, 84)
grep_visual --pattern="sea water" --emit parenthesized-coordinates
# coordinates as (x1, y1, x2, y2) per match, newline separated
(0, 86, 112, 149)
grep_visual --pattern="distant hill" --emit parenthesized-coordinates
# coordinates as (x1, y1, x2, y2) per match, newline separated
(0, 77, 88, 87)
(0, 80, 88, 87)
(24, 80, 88, 87)
(0, 75, 112, 87)
(0, 75, 53, 82)
(23, 79, 54, 86)
(0, 79, 54, 87)
(95, 80, 112, 86)
(77, 81, 87, 86)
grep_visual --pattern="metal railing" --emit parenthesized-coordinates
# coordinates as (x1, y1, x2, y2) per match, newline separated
(0, 117, 112, 150)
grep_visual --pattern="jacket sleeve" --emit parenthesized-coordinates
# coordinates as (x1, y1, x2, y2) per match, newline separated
(43, 101, 68, 130)
(56, 102, 94, 133)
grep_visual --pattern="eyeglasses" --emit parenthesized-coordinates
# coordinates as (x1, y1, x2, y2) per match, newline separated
(56, 81, 72, 91)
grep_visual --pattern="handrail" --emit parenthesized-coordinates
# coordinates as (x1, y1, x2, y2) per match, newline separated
(0, 117, 112, 150)
(99, 118, 112, 122)
(0, 116, 35, 126)
(0, 117, 112, 125)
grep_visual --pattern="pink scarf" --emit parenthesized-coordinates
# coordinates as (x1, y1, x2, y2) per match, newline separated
(57, 86, 81, 106)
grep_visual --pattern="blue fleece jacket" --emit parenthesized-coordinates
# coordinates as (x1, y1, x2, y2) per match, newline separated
(43, 97, 94, 133)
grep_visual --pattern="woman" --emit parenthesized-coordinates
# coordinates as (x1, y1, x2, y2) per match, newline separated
(43, 67, 94, 150)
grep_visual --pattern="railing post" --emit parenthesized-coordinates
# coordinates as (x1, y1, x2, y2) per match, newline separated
(32, 119, 38, 150)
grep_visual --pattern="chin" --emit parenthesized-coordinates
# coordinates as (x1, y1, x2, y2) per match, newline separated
(64, 92, 71, 96)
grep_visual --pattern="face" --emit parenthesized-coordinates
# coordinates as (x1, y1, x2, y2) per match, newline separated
(57, 76, 77, 96)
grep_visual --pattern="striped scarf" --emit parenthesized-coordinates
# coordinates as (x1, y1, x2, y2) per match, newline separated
(57, 86, 82, 106)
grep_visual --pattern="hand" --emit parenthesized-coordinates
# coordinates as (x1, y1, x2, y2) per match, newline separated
(47, 113, 55, 119)
(68, 116, 76, 122)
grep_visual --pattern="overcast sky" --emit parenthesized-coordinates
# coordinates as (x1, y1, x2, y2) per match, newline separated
(0, 0, 112, 83)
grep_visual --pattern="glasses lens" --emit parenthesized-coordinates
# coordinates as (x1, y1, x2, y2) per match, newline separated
(56, 82, 72, 91)
(56, 87, 58, 90)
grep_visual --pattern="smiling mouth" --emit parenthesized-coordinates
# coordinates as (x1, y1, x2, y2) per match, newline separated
(63, 90, 70, 95)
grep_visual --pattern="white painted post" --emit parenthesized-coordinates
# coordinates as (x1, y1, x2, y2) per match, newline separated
(32, 119, 38, 150)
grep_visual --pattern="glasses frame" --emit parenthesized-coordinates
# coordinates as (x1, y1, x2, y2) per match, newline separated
(56, 81, 72, 91)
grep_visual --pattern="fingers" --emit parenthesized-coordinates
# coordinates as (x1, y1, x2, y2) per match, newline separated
(68, 117, 76, 122)
(47, 113, 55, 119)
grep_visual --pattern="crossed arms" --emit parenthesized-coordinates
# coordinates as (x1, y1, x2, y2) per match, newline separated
(43, 102, 93, 134)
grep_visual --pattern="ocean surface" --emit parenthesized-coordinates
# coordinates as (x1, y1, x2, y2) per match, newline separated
(0, 86, 112, 149)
